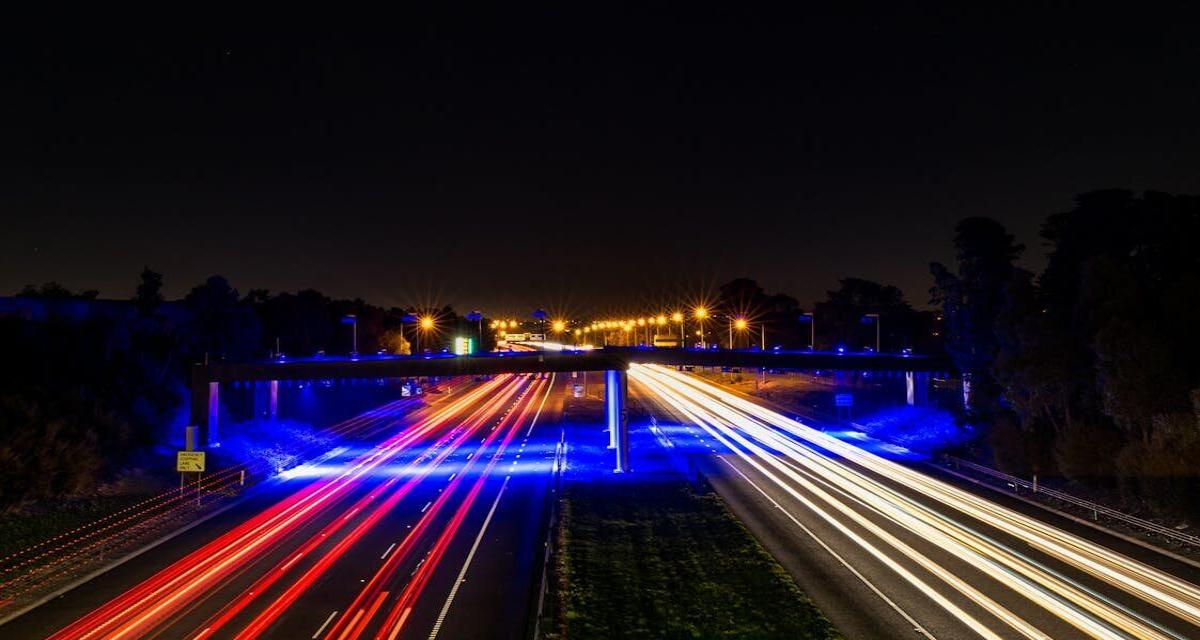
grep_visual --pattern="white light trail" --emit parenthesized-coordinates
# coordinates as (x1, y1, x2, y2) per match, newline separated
(631, 364, 1199, 640)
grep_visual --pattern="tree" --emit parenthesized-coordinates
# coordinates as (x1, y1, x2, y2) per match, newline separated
(16, 282, 99, 299)
(813, 278, 916, 352)
(183, 276, 261, 361)
(134, 267, 164, 317)
(378, 328, 411, 355)
(930, 217, 1023, 424)
(717, 278, 767, 314)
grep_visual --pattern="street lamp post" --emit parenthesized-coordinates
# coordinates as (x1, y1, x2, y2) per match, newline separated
(343, 314, 358, 355)
(863, 313, 881, 352)
(401, 313, 418, 355)
(418, 315, 434, 353)
(672, 311, 684, 348)
(733, 317, 748, 350)
(801, 312, 814, 350)
(694, 307, 708, 348)
(466, 311, 483, 351)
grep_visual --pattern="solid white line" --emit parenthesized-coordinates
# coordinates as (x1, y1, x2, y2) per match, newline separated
(427, 476, 512, 640)
(716, 455, 937, 639)
(380, 542, 397, 560)
(312, 610, 339, 639)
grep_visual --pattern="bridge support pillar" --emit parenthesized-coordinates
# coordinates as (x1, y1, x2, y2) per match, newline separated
(605, 369, 630, 473)
(906, 371, 929, 406)
(189, 373, 219, 448)
(269, 379, 279, 419)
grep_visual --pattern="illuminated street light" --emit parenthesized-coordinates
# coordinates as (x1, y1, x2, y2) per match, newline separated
(672, 311, 685, 349)
(694, 307, 708, 347)
(416, 315, 435, 353)
(552, 320, 566, 333)
(731, 317, 748, 351)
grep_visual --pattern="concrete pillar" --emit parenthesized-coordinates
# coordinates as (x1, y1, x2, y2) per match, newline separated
(189, 368, 211, 448)
(605, 369, 630, 473)
(269, 379, 279, 419)
(208, 381, 220, 446)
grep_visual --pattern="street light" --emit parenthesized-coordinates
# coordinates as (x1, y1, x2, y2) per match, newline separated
(418, 315, 434, 353)
(672, 311, 685, 348)
(732, 316, 748, 350)
(800, 312, 814, 350)
(466, 311, 483, 350)
(342, 314, 358, 355)
(863, 313, 881, 353)
(694, 307, 708, 348)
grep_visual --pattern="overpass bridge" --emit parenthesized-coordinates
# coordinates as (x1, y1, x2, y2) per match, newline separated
(190, 348, 952, 472)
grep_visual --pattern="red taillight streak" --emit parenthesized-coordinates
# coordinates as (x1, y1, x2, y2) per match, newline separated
(327, 378, 546, 640)
(47, 377, 509, 640)
(0, 398, 420, 602)
(374, 381, 540, 640)
(202, 379, 527, 639)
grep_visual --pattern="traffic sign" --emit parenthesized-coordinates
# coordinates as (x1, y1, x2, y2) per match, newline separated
(177, 451, 206, 472)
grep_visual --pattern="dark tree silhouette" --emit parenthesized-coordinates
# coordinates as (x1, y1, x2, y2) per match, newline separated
(813, 278, 917, 352)
(930, 217, 1023, 425)
(134, 267, 164, 317)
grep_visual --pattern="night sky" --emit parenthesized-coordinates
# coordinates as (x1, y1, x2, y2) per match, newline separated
(4, 8, 1199, 317)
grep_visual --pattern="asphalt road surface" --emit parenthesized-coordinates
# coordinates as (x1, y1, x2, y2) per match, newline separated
(629, 364, 1200, 640)
(5, 373, 565, 640)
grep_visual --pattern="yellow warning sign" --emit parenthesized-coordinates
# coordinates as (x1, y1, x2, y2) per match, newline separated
(177, 451, 206, 472)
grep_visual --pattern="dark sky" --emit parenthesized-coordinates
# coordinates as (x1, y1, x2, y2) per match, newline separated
(4, 7, 1199, 317)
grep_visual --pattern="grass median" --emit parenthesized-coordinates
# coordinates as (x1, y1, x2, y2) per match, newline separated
(546, 478, 841, 639)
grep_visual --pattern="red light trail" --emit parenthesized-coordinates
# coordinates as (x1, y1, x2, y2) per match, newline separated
(45, 376, 520, 640)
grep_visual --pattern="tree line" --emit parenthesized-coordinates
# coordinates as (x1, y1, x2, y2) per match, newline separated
(3, 188, 1196, 521)
(0, 274, 494, 509)
(933, 190, 1200, 520)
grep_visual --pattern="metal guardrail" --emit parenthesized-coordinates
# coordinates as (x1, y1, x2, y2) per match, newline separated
(941, 454, 1200, 548)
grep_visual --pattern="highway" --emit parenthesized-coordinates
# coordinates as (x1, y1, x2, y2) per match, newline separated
(6, 373, 563, 640)
(629, 364, 1200, 640)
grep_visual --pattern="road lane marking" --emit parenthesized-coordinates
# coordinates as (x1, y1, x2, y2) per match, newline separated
(717, 455, 938, 640)
(380, 543, 396, 560)
(427, 475, 512, 639)
(312, 611, 338, 638)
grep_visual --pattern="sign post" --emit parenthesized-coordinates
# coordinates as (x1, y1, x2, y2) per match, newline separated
(177, 450, 206, 505)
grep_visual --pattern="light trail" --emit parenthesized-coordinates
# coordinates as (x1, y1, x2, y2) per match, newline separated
(0, 392, 453, 608)
(374, 375, 553, 640)
(225, 378, 537, 640)
(45, 376, 515, 640)
(321, 377, 550, 640)
(631, 364, 1200, 640)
